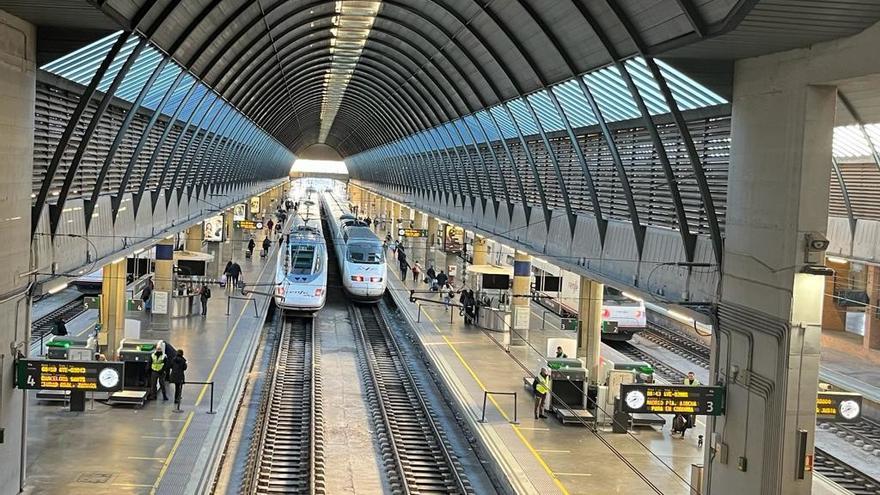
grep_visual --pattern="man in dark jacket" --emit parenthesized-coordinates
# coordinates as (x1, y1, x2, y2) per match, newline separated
(53, 317, 68, 336)
(435, 270, 448, 289)
(199, 285, 211, 316)
(262, 236, 271, 258)
(398, 249, 410, 281)
(169, 349, 188, 407)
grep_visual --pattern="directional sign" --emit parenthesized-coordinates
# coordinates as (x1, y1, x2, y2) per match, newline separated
(620, 384, 725, 416)
(816, 392, 862, 422)
(16, 359, 124, 392)
(235, 220, 264, 230)
(398, 228, 428, 238)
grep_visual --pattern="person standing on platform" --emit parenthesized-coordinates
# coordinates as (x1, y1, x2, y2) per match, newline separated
(199, 285, 211, 316)
(555, 346, 568, 359)
(262, 236, 271, 258)
(442, 282, 454, 310)
(231, 261, 242, 288)
(677, 371, 701, 437)
(52, 317, 68, 336)
(426, 265, 437, 289)
(533, 368, 550, 419)
(148, 349, 168, 401)
(247, 236, 256, 258)
(141, 279, 153, 312)
(169, 349, 188, 407)
(412, 260, 422, 283)
(397, 248, 410, 281)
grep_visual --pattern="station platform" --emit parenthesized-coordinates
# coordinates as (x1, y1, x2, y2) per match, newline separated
(383, 243, 850, 495)
(820, 330, 880, 404)
(24, 237, 280, 494)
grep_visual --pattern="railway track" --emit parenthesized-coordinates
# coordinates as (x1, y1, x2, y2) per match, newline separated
(351, 303, 470, 494)
(644, 321, 880, 492)
(32, 297, 87, 345)
(241, 315, 324, 494)
(607, 340, 688, 383)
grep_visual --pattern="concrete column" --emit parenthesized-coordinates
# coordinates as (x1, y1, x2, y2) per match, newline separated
(185, 223, 203, 252)
(154, 238, 175, 292)
(472, 236, 489, 266)
(864, 265, 880, 350)
(707, 55, 837, 494)
(413, 211, 427, 265)
(99, 261, 126, 358)
(428, 215, 440, 249)
(392, 202, 402, 238)
(577, 277, 603, 382)
(510, 250, 531, 345)
(0, 11, 35, 493)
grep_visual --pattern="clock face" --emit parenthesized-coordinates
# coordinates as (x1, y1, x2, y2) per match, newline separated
(625, 390, 646, 410)
(98, 367, 120, 389)
(839, 399, 860, 420)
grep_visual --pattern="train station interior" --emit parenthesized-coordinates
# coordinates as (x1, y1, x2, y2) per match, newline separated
(2, 1, 880, 494)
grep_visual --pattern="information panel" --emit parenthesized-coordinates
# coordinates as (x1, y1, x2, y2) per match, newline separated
(235, 220, 264, 230)
(816, 392, 862, 422)
(442, 225, 464, 253)
(16, 359, 124, 392)
(620, 384, 725, 416)
(398, 228, 428, 238)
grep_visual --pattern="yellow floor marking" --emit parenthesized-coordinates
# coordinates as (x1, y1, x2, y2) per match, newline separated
(517, 427, 551, 431)
(403, 277, 571, 495)
(151, 418, 187, 422)
(127, 457, 166, 461)
(537, 449, 571, 453)
(150, 253, 276, 494)
(555, 473, 593, 477)
(141, 436, 178, 440)
(112, 483, 155, 487)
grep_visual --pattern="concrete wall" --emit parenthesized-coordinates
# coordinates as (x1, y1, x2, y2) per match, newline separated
(0, 9, 35, 493)
(354, 181, 720, 304)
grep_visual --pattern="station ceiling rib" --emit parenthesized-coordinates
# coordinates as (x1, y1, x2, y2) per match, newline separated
(7, 0, 880, 156)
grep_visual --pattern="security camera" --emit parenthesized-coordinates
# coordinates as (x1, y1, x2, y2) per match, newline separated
(805, 233, 829, 252)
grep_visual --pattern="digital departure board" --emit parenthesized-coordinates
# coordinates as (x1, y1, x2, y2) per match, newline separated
(234, 220, 263, 230)
(398, 228, 428, 238)
(816, 392, 862, 422)
(16, 359, 124, 392)
(620, 384, 726, 416)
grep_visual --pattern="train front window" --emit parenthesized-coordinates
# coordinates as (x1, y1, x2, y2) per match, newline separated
(348, 244, 383, 264)
(290, 245, 316, 274)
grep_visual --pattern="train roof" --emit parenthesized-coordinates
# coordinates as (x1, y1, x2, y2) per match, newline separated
(345, 226, 380, 241)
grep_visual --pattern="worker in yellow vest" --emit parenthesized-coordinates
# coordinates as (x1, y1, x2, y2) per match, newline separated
(533, 368, 551, 419)
(148, 349, 168, 401)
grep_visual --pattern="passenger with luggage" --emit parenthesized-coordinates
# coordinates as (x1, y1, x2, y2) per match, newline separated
(673, 371, 701, 437)
(261, 236, 271, 258)
(435, 270, 448, 291)
(228, 262, 242, 290)
(442, 282, 454, 310)
(169, 349, 188, 407)
(426, 265, 437, 289)
(411, 261, 422, 282)
(247, 237, 256, 258)
(397, 249, 410, 281)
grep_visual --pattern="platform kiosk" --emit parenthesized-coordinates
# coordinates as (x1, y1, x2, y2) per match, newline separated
(466, 264, 513, 332)
(108, 339, 175, 407)
(36, 336, 100, 403)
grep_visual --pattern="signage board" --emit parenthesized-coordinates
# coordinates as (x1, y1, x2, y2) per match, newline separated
(234, 220, 264, 230)
(249, 196, 261, 215)
(126, 299, 144, 312)
(816, 392, 862, 422)
(152, 291, 169, 315)
(442, 225, 464, 253)
(398, 228, 428, 238)
(203, 215, 224, 242)
(16, 359, 124, 392)
(620, 384, 726, 416)
(233, 203, 246, 221)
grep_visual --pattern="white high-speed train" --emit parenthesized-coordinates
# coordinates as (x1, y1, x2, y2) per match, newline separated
(274, 196, 328, 313)
(322, 190, 386, 302)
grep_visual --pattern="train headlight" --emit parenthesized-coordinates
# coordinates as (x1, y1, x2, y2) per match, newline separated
(314, 288, 324, 297)
(370, 277, 383, 283)
(351, 275, 364, 282)
(275, 286, 285, 297)
(601, 308, 610, 318)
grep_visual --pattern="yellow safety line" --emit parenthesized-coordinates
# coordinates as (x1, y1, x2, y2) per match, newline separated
(150, 253, 276, 494)
(395, 270, 571, 495)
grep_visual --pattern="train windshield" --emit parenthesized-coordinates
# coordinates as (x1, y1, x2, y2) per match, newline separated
(347, 243, 383, 264)
(289, 245, 319, 274)
(603, 286, 641, 306)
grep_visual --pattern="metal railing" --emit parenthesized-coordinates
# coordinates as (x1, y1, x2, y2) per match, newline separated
(479, 391, 519, 424)
(173, 380, 216, 414)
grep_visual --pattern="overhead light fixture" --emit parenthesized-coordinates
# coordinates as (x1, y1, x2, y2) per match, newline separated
(47, 282, 68, 295)
(825, 256, 848, 264)
(111, 257, 125, 264)
(622, 291, 643, 302)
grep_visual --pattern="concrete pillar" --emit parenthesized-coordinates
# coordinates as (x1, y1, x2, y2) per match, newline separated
(706, 56, 836, 494)
(392, 202, 401, 235)
(154, 238, 175, 292)
(864, 265, 880, 350)
(428, 215, 440, 249)
(413, 211, 427, 265)
(510, 250, 531, 345)
(99, 261, 126, 358)
(0, 11, 35, 492)
(577, 277, 603, 382)
(472, 236, 489, 266)
(185, 223, 203, 252)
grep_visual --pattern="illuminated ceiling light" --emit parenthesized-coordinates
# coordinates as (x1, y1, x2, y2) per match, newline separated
(318, 0, 381, 143)
(825, 256, 849, 264)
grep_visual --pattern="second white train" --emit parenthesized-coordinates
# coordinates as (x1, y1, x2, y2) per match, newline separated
(321, 189, 386, 302)
(274, 193, 328, 312)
